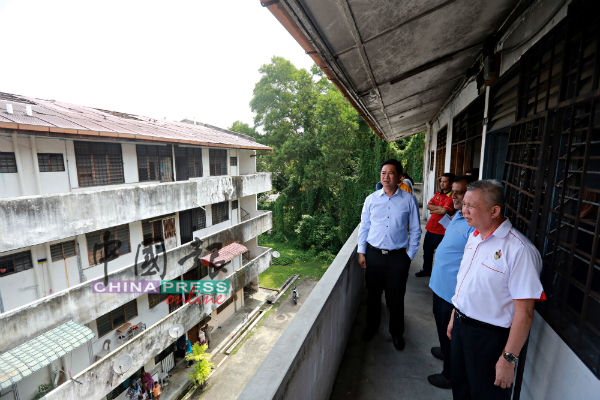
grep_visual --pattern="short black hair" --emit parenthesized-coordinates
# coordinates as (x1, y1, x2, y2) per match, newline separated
(452, 174, 477, 184)
(381, 159, 403, 175)
(440, 172, 455, 181)
(465, 168, 479, 176)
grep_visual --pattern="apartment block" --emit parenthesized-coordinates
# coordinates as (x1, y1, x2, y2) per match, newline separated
(0, 92, 273, 400)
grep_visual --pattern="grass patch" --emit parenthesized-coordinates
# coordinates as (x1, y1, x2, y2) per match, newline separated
(259, 234, 331, 289)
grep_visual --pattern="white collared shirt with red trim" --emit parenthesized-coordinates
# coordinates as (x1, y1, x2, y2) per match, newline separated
(451, 218, 545, 328)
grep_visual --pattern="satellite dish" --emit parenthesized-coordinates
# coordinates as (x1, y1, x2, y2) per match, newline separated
(113, 354, 133, 376)
(169, 324, 185, 339)
(272, 251, 281, 258)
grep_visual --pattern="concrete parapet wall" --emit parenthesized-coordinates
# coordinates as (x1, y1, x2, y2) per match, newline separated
(0, 172, 271, 253)
(44, 247, 272, 400)
(0, 212, 272, 353)
(238, 226, 363, 400)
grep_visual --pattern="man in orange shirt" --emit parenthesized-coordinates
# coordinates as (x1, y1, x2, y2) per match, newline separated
(416, 173, 455, 277)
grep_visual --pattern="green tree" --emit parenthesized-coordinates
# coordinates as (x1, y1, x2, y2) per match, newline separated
(234, 57, 420, 252)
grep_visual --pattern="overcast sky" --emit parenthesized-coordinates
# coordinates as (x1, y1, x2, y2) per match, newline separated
(0, 0, 314, 129)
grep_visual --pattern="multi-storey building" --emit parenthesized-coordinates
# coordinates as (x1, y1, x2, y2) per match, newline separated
(0, 92, 273, 400)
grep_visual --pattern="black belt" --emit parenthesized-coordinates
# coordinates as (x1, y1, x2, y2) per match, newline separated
(454, 308, 507, 330)
(367, 243, 406, 255)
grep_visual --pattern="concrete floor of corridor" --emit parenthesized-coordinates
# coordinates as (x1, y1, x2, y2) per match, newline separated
(331, 222, 452, 400)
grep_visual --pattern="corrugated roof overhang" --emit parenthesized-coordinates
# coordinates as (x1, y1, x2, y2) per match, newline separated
(0, 321, 94, 389)
(262, 0, 523, 142)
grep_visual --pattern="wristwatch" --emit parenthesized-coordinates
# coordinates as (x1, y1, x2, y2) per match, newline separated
(503, 350, 519, 364)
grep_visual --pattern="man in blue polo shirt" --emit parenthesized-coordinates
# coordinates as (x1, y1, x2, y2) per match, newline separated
(427, 175, 476, 389)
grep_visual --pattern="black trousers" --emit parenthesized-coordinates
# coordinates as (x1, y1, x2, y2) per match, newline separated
(422, 231, 444, 273)
(451, 314, 512, 400)
(365, 246, 411, 336)
(433, 292, 453, 380)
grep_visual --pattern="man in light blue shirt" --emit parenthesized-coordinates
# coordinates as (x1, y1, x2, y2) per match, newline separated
(358, 159, 421, 351)
(427, 175, 476, 389)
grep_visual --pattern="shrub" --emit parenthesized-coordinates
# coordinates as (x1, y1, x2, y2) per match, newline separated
(272, 232, 288, 243)
(187, 343, 213, 387)
(272, 254, 295, 265)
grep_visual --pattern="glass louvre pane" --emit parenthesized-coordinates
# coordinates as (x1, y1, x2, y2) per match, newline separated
(111, 306, 125, 327)
(0, 255, 15, 275)
(232, 200, 238, 209)
(63, 241, 76, 258)
(212, 201, 229, 225)
(115, 225, 130, 256)
(153, 220, 163, 243)
(38, 154, 51, 172)
(230, 156, 237, 166)
(209, 149, 227, 176)
(142, 220, 154, 246)
(124, 300, 138, 320)
(86, 231, 103, 265)
(50, 154, 65, 171)
(0, 152, 17, 173)
(192, 207, 206, 230)
(50, 243, 64, 262)
(97, 314, 112, 337)
(13, 252, 32, 273)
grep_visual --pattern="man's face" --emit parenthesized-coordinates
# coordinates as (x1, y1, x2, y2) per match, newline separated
(452, 180, 468, 210)
(462, 189, 492, 228)
(381, 164, 400, 189)
(439, 176, 451, 192)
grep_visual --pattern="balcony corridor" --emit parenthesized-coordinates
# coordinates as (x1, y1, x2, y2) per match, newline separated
(330, 222, 452, 400)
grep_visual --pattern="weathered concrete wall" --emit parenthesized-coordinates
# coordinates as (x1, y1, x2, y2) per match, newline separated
(412, 182, 423, 206)
(43, 247, 272, 400)
(0, 212, 272, 353)
(238, 226, 363, 400)
(0, 172, 271, 253)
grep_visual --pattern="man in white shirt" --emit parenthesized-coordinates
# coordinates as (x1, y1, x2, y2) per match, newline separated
(447, 180, 544, 400)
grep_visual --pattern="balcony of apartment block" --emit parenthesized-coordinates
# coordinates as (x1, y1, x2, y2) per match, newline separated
(0, 210, 272, 356)
(237, 222, 455, 400)
(0, 172, 272, 254)
(36, 244, 273, 400)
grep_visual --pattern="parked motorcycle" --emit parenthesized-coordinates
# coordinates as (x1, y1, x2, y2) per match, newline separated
(292, 286, 299, 305)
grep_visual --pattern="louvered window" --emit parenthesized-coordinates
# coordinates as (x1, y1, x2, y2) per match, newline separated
(230, 156, 238, 166)
(74, 142, 124, 187)
(174, 147, 203, 181)
(450, 94, 484, 175)
(142, 219, 164, 247)
(50, 240, 77, 262)
(96, 299, 138, 337)
(149, 293, 170, 309)
(0, 251, 32, 277)
(136, 145, 173, 182)
(0, 152, 17, 173)
(212, 201, 229, 225)
(232, 200, 238, 209)
(38, 153, 65, 172)
(86, 225, 131, 266)
(434, 126, 447, 179)
(209, 149, 227, 176)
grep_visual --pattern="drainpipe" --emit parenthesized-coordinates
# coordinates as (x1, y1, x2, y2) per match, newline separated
(45, 243, 58, 293)
(422, 122, 432, 221)
(11, 133, 26, 196)
(30, 136, 43, 194)
(29, 247, 44, 298)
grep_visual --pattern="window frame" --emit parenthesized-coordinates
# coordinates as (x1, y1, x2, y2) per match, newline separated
(50, 240, 77, 262)
(212, 201, 229, 225)
(74, 141, 125, 187)
(37, 153, 65, 172)
(209, 149, 228, 176)
(0, 251, 33, 277)
(230, 156, 238, 167)
(96, 299, 138, 338)
(86, 225, 131, 266)
(0, 152, 17, 173)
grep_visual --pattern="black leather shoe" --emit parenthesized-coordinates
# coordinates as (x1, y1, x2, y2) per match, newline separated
(427, 373, 452, 389)
(415, 270, 431, 277)
(392, 335, 405, 351)
(431, 346, 444, 360)
(362, 327, 377, 342)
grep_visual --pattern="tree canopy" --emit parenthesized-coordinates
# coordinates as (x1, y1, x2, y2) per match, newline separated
(230, 56, 424, 254)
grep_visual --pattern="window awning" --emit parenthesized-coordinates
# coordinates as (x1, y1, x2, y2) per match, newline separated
(202, 243, 248, 268)
(0, 320, 94, 389)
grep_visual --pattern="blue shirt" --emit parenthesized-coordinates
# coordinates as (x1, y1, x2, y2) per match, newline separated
(358, 187, 422, 260)
(429, 211, 475, 303)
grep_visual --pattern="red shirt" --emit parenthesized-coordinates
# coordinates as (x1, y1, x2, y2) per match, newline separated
(425, 191, 454, 235)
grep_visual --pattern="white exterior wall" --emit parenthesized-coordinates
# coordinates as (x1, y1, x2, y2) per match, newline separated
(122, 143, 139, 183)
(36, 137, 71, 195)
(239, 149, 256, 175)
(0, 134, 21, 197)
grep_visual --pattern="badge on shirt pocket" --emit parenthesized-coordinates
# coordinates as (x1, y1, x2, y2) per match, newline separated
(479, 259, 508, 288)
